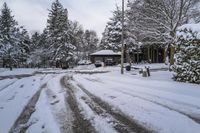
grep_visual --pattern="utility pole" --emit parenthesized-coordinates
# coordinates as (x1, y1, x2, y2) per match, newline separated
(121, 0, 125, 74)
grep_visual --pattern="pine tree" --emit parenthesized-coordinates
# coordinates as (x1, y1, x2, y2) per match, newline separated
(46, 0, 75, 67)
(31, 32, 41, 50)
(172, 28, 200, 84)
(28, 32, 43, 67)
(84, 30, 98, 57)
(68, 21, 84, 62)
(100, 6, 123, 51)
(17, 27, 30, 67)
(0, 3, 23, 69)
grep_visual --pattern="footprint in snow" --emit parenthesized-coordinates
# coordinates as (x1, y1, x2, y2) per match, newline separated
(50, 100, 60, 105)
(42, 124, 45, 129)
(20, 85, 24, 88)
(109, 96, 116, 99)
(7, 92, 17, 101)
(7, 95, 15, 101)
(52, 95, 57, 99)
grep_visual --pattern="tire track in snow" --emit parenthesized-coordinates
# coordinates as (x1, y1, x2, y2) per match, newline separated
(0, 80, 17, 92)
(110, 87, 200, 124)
(0, 74, 34, 80)
(61, 76, 97, 133)
(100, 76, 200, 110)
(9, 84, 46, 133)
(84, 77, 200, 124)
(71, 81, 152, 133)
(45, 85, 73, 133)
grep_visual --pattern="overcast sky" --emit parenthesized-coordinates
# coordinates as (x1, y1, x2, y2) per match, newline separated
(0, 0, 125, 37)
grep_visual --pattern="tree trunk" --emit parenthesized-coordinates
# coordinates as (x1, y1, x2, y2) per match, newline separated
(151, 47, 153, 63)
(164, 45, 169, 65)
(156, 48, 159, 63)
(152, 48, 155, 63)
(2, 58, 5, 68)
(137, 49, 139, 64)
(126, 50, 131, 66)
(148, 46, 150, 63)
(170, 45, 175, 66)
(9, 56, 12, 71)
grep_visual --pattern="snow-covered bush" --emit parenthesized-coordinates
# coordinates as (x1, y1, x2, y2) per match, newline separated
(172, 27, 200, 84)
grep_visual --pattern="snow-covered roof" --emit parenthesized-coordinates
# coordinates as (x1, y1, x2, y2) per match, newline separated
(90, 50, 121, 56)
(177, 23, 200, 39)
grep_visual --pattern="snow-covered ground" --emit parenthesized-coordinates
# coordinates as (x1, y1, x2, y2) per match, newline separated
(0, 68, 37, 76)
(72, 65, 200, 133)
(132, 63, 169, 70)
(0, 74, 52, 133)
(0, 64, 200, 133)
(26, 74, 73, 133)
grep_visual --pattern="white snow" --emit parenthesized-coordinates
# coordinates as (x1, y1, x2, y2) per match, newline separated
(177, 23, 200, 39)
(71, 81, 118, 133)
(72, 65, 200, 133)
(132, 63, 169, 69)
(26, 89, 61, 133)
(0, 78, 17, 92)
(1, 64, 200, 133)
(0, 75, 44, 133)
(0, 68, 37, 76)
(27, 74, 73, 133)
(90, 50, 121, 56)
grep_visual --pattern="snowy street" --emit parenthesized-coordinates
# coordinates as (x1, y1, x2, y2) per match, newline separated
(0, 65, 200, 133)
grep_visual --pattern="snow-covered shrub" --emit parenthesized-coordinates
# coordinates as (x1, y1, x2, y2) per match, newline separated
(172, 28, 200, 84)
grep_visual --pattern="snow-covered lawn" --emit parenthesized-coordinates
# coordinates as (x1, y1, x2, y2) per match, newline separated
(72, 66, 200, 133)
(0, 68, 37, 76)
(132, 63, 169, 70)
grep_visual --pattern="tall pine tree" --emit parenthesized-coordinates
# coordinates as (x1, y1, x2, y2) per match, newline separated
(46, 0, 75, 67)
(100, 6, 122, 51)
(0, 3, 28, 69)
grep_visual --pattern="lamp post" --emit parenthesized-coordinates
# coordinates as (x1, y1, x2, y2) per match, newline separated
(121, 0, 125, 74)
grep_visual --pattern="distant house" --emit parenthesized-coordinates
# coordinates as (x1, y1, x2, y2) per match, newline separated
(90, 50, 121, 66)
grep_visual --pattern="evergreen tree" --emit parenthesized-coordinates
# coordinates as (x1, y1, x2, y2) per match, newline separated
(68, 21, 84, 61)
(28, 29, 50, 68)
(17, 27, 30, 67)
(0, 3, 25, 69)
(84, 30, 98, 57)
(28, 32, 43, 67)
(100, 6, 122, 51)
(31, 32, 40, 50)
(46, 0, 75, 66)
(172, 28, 200, 84)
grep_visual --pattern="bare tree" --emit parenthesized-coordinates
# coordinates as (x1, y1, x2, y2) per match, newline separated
(127, 0, 200, 65)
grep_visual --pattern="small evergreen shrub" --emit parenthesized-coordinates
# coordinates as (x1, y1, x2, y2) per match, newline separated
(172, 28, 200, 84)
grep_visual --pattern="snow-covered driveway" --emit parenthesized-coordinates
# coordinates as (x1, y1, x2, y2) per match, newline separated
(1, 66, 200, 133)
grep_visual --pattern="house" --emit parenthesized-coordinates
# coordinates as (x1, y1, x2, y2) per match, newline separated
(90, 50, 121, 66)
